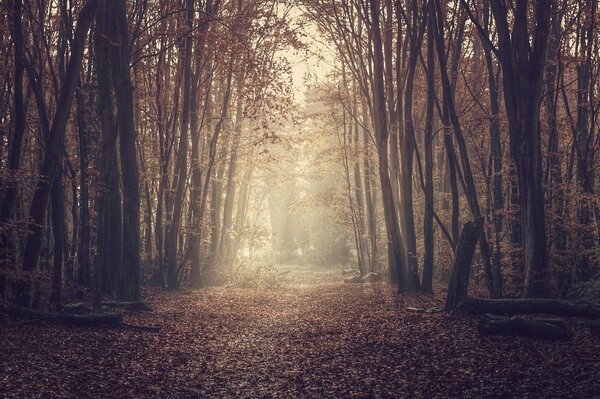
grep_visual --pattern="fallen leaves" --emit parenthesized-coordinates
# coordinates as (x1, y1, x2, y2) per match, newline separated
(1, 280, 599, 398)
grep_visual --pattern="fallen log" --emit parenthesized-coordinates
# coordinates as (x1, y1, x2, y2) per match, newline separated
(62, 302, 90, 313)
(63, 301, 152, 313)
(344, 272, 384, 284)
(478, 314, 572, 340)
(459, 298, 600, 319)
(344, 275, 362, 284)
(8, 306, 159, 331)
(8, 306, 123, 327)
(360, 272, 383, 283)
(102, 301, 152, 312)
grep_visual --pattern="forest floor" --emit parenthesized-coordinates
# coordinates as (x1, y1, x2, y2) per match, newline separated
(2, 265, 600, 398)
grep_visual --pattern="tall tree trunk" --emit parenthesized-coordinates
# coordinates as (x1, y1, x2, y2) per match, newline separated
(95, 0, 123, 300)
(489, 0, 551, 297)
(482, 0, 503, 297)
(353, 87, 370, 273)
(219, 73, 245, 270)
(433, 0, 496, 296)
(401, 0, 426, 290)
(573, 0, 596, 280)
(50, 169, 65, 303)
(0, 0, 26, 236)
(165, 0, 195, 290)
(18, 0, 97, 306)
(362, 101, 378, 272)
(107, 0, 142, 301)
(369, 0, 411, 291)
(189, 1, 216, 288)
(422, 0, 435, 292)
(75, 85, 91, 287)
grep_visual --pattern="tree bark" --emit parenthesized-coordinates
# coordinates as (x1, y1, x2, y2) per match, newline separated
(433, 0, 495, 296)
(422, 0, 435, 292)
(488, 0, 551, 298)
(0, 0, 27, 233)
(369, 0, 410, 290)
(460, 298, 600, 319)
(18, 0, 97, 306)
(165, 0, 195, 291)
(478, 313, 571, 340)
(75, 85, 91, 287)
(446, 219, 483, 311)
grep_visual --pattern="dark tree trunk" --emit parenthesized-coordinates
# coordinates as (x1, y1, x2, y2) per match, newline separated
(433, 0, 496, 297)
(422, 0, 435, 292)
(75, 86, 91, 287)
(478, 313, 571, 340)
(189, 1, 215, 287)
(165, 0, 195, 291)
(482, 0, 503, 297)
(460, 297, 600, 319)
(18, 0, 97, 307)
(50, 171, 65, 304)
(369, 0, 410, 290)
(219, 74, 244, 270)
(0, 0, 27, 233)
(446, 219, 483, 311)
(108, 0, 141, 301)
(489, 0, 551, 298)
(400, 0, 427, 291)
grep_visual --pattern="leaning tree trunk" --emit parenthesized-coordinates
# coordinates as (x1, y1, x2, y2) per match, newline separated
(433, 0, 496, 296)
(446, 219, 483, 311)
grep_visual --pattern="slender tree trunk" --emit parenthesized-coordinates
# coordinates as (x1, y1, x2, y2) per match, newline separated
(482, 0, 503, 297)
(422, 1, 435, 292)
(401, 0, 426, 290)
(219, 73, 245, 270)
(434, 0, 495, 296)
(369, 0, 411, 291)
(18, 0, 97, 306)
(75, 85, 91, 287)
(165, 0, 195, 290)
(50, 169, 65, 304)
(362, 101, 378, 272)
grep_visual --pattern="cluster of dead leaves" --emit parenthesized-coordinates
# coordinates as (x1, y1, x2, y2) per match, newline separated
(1, 280, 599, 398)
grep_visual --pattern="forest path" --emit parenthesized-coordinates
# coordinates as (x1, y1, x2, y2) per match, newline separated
(2, 278, 600, 398)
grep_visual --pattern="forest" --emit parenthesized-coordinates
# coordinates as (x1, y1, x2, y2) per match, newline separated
(1, 0, 600, 397)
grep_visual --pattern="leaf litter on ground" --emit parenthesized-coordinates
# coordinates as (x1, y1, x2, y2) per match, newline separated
(1, 272, 599, 398)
